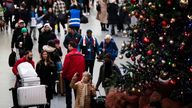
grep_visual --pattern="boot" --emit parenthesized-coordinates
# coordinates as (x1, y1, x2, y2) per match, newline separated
(101, 23, 105, 31)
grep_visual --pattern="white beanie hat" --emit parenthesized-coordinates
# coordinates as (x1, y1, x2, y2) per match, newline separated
(44, 23, 52, 30)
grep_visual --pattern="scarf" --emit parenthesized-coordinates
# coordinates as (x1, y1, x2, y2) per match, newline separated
(80, 83, 88, 108)
(83, 36, 96, 47)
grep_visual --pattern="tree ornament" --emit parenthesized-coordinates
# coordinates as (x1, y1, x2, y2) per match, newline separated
(167, 0, 173, 6)
(180, 0, 189, 7)
(123, 30, 128, 37)
(133, 29, 138, 33)
(151, 5, 156, 9)
(144, 37, 150, 43)
(121, 42, 125, 48)
(151, 58, 155, 63)
(131, 56, 136, 61)
(119, 55, 123, 59)
(148, 2, 152, 6)
(139, 15, 144, 20)
(125, 52, 131, 58)
(159, 36, 164, 42)
(161, 60, 166, 64)
(187, 15, 192, 20)
(147, 50, 153, 56)
(170, 18, 176, 23)
(135, 12, 139, 18)
(170, 79, 176, 85)
(189, 66, 192, 72)
(123, 6, 126, 11)
(162, 20, 168, 27)
(160, 13, 164, 18)
(172, 63, 176, 68)
(169, 40, 174, 44)
(130, 0, 137, 4)
(151, 18, 156, 26)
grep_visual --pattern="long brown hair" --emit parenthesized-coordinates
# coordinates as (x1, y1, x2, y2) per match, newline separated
(40, 50, 53, 64)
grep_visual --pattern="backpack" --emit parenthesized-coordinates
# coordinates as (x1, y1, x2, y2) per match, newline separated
(8, 51, 16, 67)
(5, 1, 15, 14)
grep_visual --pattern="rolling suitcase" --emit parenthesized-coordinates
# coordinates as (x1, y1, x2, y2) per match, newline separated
(17, 85, 47, 106)
(56, 73, 65, 96)
(21, 77, 40, 87)
(17, 62, 37, 78)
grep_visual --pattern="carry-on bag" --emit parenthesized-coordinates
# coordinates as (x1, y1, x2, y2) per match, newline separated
(17, 62, 37, 78)
(21, 77, 40, 87)
(17, 85, 47, 106)
(56, 73, 65, 96)
(91, 90, 106, 108)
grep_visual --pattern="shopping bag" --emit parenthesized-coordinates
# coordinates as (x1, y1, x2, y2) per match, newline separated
(30, 18, 37, 27)
(80, 15, 88, 24)
(8, 51, 16, 67)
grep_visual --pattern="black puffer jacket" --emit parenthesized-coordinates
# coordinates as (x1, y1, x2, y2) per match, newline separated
(107, 3, 119, 24)
(11, 27, 22, 49)
(38, 30, 56, 53)
(16, 34, 33, 51)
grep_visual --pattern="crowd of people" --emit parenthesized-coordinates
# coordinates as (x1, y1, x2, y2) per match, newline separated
(0, 0, 132, 108)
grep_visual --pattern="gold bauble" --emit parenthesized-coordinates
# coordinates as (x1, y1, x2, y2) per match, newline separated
(170, 18, 176, 23)
(180, 0, 189, 7)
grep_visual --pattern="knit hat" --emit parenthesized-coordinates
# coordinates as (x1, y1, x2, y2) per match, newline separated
(21, 27, 28, 33)
(44, 23, 52, 30)
(18, 19, 25, 24)
(54, 39, 60, 44)
(47, 40, 55, 47)
(86, 29, 92, 33)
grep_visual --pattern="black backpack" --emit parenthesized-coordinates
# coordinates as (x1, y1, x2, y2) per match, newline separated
(8, 51, 16, 67)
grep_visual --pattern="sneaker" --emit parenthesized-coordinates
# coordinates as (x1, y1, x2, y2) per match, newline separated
(87, 13, 90, 16)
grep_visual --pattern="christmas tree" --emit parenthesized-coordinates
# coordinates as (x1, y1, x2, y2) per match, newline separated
(119, 0, 192, 104)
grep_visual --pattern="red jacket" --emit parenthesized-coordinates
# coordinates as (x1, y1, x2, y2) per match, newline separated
(12, 57, 35, 76)
(62, 48, 85, 81)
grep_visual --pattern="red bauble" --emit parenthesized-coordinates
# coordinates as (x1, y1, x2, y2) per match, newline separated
(134, 12, 139, 18)
(162, 20, 168, 27)
(130, 0, 137, 4)
(150, 18, 156, 26)
(189, 66, 192, 72)
(131, 56, 136, 61)
(169, 79, 176, 85)
(147, 50, 153, 56)
(144, 37, 150, 43)
(167, 0, 173, 6)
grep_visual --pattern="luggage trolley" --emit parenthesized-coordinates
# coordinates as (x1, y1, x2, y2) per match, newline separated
(10, 62, 47, 108)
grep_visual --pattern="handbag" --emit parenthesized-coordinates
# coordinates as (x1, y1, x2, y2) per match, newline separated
(30, 17, 37, 27)
(96, 3, 101, 12)
(80, 15, 88, 24)
(8, 51, 16, 67)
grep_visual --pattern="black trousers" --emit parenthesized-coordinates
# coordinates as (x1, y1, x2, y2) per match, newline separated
(83, 0, 90, 13)
(85, 60, 95, 76)
(64, 79, 72, 108)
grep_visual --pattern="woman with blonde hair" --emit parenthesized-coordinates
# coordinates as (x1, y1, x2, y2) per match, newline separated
(70, 72, 96, 108)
